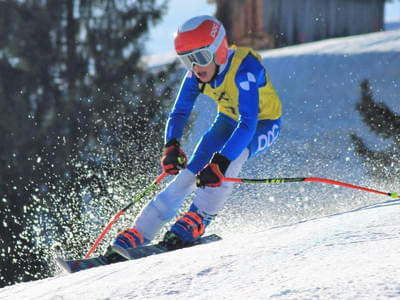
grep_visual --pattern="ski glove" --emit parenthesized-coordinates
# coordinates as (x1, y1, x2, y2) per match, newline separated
(161, 138, 187, 175)
(196, 153, 231, 188)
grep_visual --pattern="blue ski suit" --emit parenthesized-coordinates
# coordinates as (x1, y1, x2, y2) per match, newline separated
(134, 46, 282, 242)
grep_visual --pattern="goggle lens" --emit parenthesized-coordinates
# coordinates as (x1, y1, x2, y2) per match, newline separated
(178, 48, 213, 69)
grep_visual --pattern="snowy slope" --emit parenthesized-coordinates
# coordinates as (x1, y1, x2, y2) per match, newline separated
(1, 29, 400, 299)
(1, 198, 400, 299)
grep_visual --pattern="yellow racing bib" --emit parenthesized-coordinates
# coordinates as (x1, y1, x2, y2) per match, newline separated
(200, 46, 281, 121)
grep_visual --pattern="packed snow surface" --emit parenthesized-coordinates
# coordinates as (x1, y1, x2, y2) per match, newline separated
(2, 198, 400, 299)
(1, 29, 400, 299)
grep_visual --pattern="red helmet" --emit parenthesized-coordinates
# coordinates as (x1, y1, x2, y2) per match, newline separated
(174, 15, 228, 66)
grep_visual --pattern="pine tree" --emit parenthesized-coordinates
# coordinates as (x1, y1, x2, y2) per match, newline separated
(350, 79, 400, 179)
(0, 0, 179, 286)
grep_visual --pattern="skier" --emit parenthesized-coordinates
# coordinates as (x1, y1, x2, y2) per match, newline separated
(113, 15, 282, 249)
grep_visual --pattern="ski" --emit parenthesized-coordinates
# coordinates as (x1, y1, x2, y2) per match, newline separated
(56, 251, 126, 274)
(112, 234, 222, 260)
(56, 234, 221, 273)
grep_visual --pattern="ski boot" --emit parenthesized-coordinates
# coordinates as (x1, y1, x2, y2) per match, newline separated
(113, 228, 146, 249)
(101, 228, 146, 263)
(163, 204, 211, 248)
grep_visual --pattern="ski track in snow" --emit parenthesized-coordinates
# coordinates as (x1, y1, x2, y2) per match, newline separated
(1, 29, 400, 299)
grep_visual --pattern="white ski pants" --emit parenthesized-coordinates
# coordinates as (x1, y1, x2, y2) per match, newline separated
(134, 148, 249, 241)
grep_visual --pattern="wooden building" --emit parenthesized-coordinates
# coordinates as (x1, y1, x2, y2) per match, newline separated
(208, 0, 385, 49)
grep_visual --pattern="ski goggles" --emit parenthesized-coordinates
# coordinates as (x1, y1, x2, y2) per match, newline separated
(177, 48, 214, 70)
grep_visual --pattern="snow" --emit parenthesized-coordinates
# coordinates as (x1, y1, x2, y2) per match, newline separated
(1, 29, 400, 299)
(260, 29, 400, 56)
(2, 199, 400, 299)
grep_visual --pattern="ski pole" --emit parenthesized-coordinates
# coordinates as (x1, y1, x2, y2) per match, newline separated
(224, 176, 399, 199)
(84, 172, 167, 259)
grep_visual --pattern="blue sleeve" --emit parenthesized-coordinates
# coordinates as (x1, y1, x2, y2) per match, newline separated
(220, 55, 266, 160)
(165, 71, 200, 143)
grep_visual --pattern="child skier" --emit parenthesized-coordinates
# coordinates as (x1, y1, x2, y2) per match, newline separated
(113, 15, 282, 248)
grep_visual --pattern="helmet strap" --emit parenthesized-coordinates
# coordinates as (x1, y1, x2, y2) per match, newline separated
(209, 65, 219, 82)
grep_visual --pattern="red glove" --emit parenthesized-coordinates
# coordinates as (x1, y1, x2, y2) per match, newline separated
(161, 138, 187, 175)
(196, 153, 231, 188)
